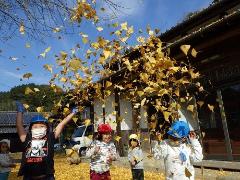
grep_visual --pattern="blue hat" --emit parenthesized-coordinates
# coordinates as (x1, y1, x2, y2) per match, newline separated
(30, 115, 48, 124)
(167, 121, 190, 138)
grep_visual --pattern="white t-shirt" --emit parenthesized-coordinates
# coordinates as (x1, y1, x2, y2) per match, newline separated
(0, 153, 13, 173)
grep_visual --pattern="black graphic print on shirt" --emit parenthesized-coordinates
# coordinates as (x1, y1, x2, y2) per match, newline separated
(25, 137, 48, 163)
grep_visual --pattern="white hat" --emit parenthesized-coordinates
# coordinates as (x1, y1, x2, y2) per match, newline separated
(0, 139, 10, 148)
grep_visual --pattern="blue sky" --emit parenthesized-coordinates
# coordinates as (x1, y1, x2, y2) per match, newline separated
(0, 0, 212, 92)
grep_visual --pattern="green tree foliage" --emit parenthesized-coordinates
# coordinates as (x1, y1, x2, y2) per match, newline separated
(0, 83, 62, 112)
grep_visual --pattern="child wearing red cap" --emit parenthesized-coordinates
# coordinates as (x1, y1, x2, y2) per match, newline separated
(86, 123, 117, 180)
(15, 101, 78, 180)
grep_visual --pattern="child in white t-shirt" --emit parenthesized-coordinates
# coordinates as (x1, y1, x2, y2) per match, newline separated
(0, 139, 16, 180)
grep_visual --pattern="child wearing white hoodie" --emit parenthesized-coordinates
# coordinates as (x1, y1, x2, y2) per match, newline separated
(153, 121, 203, 180)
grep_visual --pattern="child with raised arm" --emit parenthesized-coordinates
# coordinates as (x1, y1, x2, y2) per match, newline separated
(86, 124, 117, 180)
(153, 121, 203, 180)
(0, 139, 16, 180)
(128, 134, 144, 180)
(16, 101, 78, 180)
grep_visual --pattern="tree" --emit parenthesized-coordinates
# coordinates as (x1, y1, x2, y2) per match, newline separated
(0, 0, 129, 41)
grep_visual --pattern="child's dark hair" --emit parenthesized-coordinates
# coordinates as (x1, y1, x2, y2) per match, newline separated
(129, 138, 140, 147)
(0, 142, 10, 153)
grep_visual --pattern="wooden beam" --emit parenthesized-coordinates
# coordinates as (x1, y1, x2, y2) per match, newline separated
(217, 89, 233, 161)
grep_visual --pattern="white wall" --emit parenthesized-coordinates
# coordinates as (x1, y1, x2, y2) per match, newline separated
(179, 97, 200, 131)
(119, 97, 133, 130)
(105, 94, 117, 131)
(93, 98, 104, 131)
(140, 106, 148, 129)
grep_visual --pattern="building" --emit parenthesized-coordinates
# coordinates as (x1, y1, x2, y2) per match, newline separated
(0, 112, 39, 152)
(83, 0, 240, 161)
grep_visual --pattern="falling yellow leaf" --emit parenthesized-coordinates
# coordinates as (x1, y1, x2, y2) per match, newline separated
(72, 117, 78, 123)
(114, 136, 121, 142)
(82, 37, 88, 44)
(137, 91, 144, 97)
(25, 43, 31, 48)
(36, 106, 43, 112)
(23, 104, 29, 109)
(105, 81, 112, 88)
(141, 98, 146, 107)
(84, 119, 91, 126)
(197, 101, 204, 108)
(43, 64, 53, 73)
(19, 23, 25, 35)
(69, 59, 81, 71)
(53, 27, 61, 33)
(208, 104, 214, 112)
(40, 46, 51, 58)
(191, 48, 198, 57)
(180, 45, 191, 56)
(103, 49, 111, 59)
(187, 105, 194, 112)
(120, 22, 128, 31)
(23, 73, 32, 79)
(25, 87, 34, 95)
(34, 88, 40, 92)
(163, 111, 170, 121)
(96, 26, 103, 31)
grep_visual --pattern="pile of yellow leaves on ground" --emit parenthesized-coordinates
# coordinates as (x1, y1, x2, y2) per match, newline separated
(9, 155, 164, 180)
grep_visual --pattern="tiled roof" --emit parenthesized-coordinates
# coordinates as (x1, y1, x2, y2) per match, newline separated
(0, 112, 39, 134)
(0, 112, 39, 125)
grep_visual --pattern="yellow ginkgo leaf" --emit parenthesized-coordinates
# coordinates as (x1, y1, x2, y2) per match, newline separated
(114, 136, 121, 142)
(82, 37, 88, 44)
(103, 49, 111, 59)
(187, 105, 194, 112)
(191, 48, 198, 58)
(19, 23, 25, 35)
(208, 104, 214, 112)
(120, 22, 128, 31)
(163, 111, 170, 121)
(72, 117, 78, 123)
(105, 81, 112, 88)
(23, 104, 29, 109)
(96, 26, 103, 31)
(180, 45, 191, 56)
(137, 91, 144, 97)
(69, 59, 81, 71)
(25, 87, 34, 95)
(84, 119, 91, 126)
(25, 43, 31, 48)
(43, 64, 53, 73)
(36, 106, 43, 112)
(23, 73, 32, 79)
(34, 88, 40, 92)
(197, 101, 204, 108)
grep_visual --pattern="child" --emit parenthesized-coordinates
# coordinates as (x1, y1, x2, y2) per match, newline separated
(16, 101, 78, 180)
(153, 121, 203, 180)
(86, 123, 117, 180)
(0, 139, 16, 180)
(128, 134, 144, 180)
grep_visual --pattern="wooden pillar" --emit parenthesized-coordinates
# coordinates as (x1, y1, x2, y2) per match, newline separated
(101, 81, 106, 123)
(115, 90, 125, 156)
(217, 89, 233, 161)
(132, 105, 140, 133)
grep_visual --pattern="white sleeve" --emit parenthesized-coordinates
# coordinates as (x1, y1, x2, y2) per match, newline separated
(153, 140, 168, 160)
(110, 143, 117, 160)
(189, 138, 203, 163)
(86, 142, 96, 158)
(0, 156, 10, 167)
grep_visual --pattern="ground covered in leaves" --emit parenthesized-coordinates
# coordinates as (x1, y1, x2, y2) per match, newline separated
(9, 154, 164, 180)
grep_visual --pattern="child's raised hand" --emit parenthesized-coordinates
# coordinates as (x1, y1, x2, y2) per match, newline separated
(16, 101, 25, 113)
